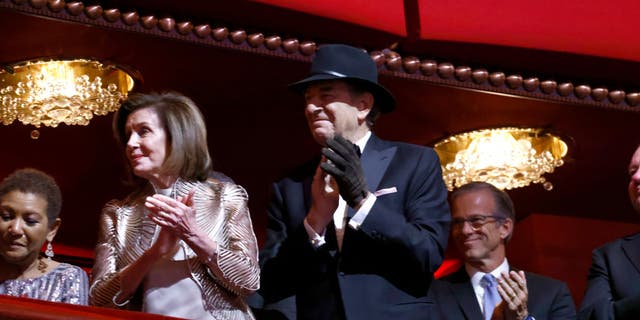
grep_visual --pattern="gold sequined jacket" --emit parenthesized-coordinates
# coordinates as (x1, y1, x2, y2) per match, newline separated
(89, 179, 259, 320)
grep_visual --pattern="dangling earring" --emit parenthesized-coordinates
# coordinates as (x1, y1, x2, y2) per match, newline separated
(45, 241, 54, 260)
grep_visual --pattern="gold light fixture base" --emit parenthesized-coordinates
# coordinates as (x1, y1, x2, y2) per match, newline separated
(434, 127, 568, 191)
(0, 59, 135, 128)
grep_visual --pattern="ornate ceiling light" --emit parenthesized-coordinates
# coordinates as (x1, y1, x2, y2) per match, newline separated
(434, 127, 568, 191)
(0, 59, 135, 131)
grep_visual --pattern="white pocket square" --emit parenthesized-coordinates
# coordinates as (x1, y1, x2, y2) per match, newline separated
(374, 187, 397, 197)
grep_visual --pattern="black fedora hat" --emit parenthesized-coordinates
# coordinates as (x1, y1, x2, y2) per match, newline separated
(289, 44, 396, 113)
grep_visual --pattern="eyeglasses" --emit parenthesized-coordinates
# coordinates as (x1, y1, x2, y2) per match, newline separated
(451, 215, 506, 231)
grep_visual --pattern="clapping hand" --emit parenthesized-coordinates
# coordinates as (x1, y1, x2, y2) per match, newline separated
(496, 271, 530, 320)
(150, 227, 179, 258)
(145, 189, 198, 240)
(307, 163, 339, 234)
(320, 135, 369, 208)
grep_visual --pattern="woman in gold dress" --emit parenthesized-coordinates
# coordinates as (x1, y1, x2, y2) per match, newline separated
(89, 92, 259, 319)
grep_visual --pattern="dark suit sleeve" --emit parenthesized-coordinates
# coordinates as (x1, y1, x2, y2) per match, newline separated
(258, 182, 312, 300)
(256, 177, 342, 314)
(579, 248, 640, 320)
(357, 147, 451, 276)
(547, 282, 576, 320)
(522, 272, 576, 320)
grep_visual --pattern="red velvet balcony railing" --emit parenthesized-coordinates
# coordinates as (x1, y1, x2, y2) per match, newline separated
(0, 295, 182, 320)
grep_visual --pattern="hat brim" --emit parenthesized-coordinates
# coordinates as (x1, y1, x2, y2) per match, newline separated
(289, 74, 396, 113)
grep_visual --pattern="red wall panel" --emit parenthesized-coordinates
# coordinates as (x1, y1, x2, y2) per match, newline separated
(507, 213, 640, 306)
(251, 0, 407, 36)
(418, 0, 640, 62)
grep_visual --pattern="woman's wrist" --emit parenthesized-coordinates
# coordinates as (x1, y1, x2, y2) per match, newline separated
(144, 244, 164, 261)
(203, 241, 219, 264)
(181, 227, 204, 245)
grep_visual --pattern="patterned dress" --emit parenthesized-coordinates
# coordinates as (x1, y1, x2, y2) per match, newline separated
(0, 263, 89, 305)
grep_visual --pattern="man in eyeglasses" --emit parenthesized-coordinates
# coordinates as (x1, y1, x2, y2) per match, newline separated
(429, 181, 575, 320)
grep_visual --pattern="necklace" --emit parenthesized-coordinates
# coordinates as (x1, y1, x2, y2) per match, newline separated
(36, 257, 48, 273)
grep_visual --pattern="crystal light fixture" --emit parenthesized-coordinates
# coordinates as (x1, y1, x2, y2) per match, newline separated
(434, 127, 568, 191)
(0, 59, 134, 128)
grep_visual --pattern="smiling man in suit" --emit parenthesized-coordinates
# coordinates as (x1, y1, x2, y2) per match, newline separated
(254, 44, 451, 320)
(578, 145, 640, 320)
(429, 181, 576, 320)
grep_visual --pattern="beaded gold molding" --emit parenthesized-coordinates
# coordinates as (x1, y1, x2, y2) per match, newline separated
(371, 49, 640, 109)
(1, 0, 638, 109)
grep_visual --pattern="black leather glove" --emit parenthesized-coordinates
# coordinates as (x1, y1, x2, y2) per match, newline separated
(320, 135, 369, 208)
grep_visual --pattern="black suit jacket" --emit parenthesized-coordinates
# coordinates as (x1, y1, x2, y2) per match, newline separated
(256, 135, 451, 320)
(429, 266, 576, 320)
(578, 233, 640, 320)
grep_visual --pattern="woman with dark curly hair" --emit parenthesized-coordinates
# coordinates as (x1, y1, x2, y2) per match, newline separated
(0, 168, 88, 305)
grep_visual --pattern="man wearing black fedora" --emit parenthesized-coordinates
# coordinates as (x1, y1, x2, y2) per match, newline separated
(255, 44, 451, 320)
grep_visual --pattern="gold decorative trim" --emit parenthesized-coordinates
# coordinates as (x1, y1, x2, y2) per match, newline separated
(371, 49, 640, 109)
(0, 0, 316, 62)
(2, 0, 638, 110)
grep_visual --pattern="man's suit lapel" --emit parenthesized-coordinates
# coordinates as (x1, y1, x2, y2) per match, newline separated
(621, 234, 640, 275)
(361, 135, 396, 192)
(347, 134, 396, 218)
(448, 267, 483, 320)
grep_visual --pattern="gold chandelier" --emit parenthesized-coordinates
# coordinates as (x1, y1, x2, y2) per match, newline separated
(434, 127, 568, 191)
(0, 59, 134, 128)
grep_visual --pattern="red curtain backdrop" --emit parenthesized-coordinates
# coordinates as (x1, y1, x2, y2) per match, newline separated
(252, 0, 640, 62)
